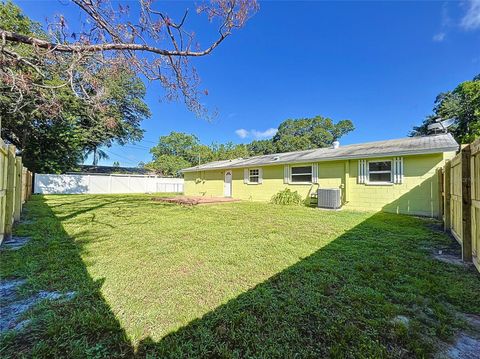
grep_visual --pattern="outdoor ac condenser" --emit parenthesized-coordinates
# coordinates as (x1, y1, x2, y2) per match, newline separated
(317, 188, 342, 210)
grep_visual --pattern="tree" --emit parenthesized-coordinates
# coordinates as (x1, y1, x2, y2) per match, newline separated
(145, 155, 191, 177)
(210, 142, 249, 160)
(146, 132, 251, 176)
(16, 118, 85, 174)
(273, 116, 354, 150)
(247, 139, 276, 155)
(274, 135, 312, 153)
(1, 2, 151, 173)
(150, 132, 202, 165)
(79, 67, 151, 164)
(0, 2, 150, 173)
(0, 0, 258, 118)
(411, 75, 480, 143)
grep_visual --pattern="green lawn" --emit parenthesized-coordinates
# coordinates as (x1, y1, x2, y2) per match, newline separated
(1, 194, 479, 358)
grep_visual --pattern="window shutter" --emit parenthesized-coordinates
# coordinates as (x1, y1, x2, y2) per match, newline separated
(312, 163, 319, 184)
(283, 165, 290, 184)
(358, 160, 366, 184)
(244, 168, 249, 184)
(258, 168, 263, 184)
(393, 157, 404, 184)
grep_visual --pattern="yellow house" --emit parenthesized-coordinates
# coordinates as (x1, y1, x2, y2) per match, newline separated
(182, 134, 458, 217)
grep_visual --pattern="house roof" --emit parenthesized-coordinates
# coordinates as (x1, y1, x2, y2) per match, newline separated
(67, 165, 155, 175)
(181, 133, 459, 172)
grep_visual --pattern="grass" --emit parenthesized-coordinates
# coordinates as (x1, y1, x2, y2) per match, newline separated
(1, 194, 479, 358)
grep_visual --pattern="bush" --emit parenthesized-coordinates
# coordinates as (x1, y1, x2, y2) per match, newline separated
(271, 188, 303, 205)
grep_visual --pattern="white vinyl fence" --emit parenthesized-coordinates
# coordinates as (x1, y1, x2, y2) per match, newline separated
(34, 174, 184, 195)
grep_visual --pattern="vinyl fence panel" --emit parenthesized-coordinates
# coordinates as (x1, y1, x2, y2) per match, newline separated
(34, 174, 184, 195)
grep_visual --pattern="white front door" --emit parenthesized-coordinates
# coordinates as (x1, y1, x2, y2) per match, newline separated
(224, 170, 232, 197)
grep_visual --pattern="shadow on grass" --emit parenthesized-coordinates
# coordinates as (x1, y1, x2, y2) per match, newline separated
(0, 196, 134, 358)
(137, 212, 480, 358)
(0, 195, 479, 358)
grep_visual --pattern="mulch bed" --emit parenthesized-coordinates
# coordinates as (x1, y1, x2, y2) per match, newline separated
(152, 196, 240, 205)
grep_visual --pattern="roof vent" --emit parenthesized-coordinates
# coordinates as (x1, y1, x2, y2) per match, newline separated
(332, 141, 340, 149)
(272, 156, 280, 161)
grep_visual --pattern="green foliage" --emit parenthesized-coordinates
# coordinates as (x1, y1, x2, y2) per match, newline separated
(147, 132, 250, 176)
(411, 75, 480, 143)
(271, 188, 304, 205)
(210, 142, 250, 161)
(145, 154, 192, 177)
(0, 2, 151, 173)
(1, 195, 479, 357)
(150, 132, 201, 164)
(248, 116, 355, 155)
(274, 116, 354, 148)
(247, 139, 276, 155)
(0, 1, 86, 175)
(0, 0, 42, 35)
(18, 119, 84, 174)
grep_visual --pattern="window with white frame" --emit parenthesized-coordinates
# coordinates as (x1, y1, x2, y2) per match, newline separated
(368, 161, 392, 183)
(290, 165, 312, 183)
(249, 168, 260, 183)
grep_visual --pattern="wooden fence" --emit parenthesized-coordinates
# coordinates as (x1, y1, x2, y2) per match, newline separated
(438, 137, 480, 272)
(0, 138, 33, 244)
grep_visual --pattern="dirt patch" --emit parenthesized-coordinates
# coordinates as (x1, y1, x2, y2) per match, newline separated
(433, 252, 468, 266)
(391, 315, 410, 327)
(1, 236, 31, 251)
(0, 279, 26, 297)
(427, 238, 474, 267)
(445, 334, 480, 359)
(0, 278, 75, 333)
(435, 313, 480, 359)
(462, 313, 480, 329)
(152, 196, 241, 205)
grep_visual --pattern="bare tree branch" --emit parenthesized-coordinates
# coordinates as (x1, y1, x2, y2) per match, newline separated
(0, 0, 258, 118)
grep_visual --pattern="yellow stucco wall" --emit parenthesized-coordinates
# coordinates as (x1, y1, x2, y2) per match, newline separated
(183, 152, 455, 217)
(344, 154, 444, 217)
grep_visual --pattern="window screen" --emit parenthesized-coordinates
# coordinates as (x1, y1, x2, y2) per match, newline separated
(249, 169, 260, 183)
(368, 161, 392, 183)
(291, 166, 312, 183)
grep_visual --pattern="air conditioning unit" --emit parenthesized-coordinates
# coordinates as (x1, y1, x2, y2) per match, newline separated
(317, 188, 342, 210)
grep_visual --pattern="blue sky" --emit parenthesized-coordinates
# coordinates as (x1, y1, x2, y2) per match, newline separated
(16, 0, 480, 166)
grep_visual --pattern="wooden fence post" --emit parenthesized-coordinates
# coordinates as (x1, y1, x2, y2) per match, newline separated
(14, 157, 23, 221)
(21, 168, 27, 203)
(444, 160, 452, 232)
(461, 145, 472, 262)
(437, 168, 444, 220)
(4, 145, 16, 241)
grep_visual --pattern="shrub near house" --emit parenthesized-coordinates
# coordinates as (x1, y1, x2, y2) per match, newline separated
(182, 134, 459, 217)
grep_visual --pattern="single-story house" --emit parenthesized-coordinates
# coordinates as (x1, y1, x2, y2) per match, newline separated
(181, 133, 459, 217)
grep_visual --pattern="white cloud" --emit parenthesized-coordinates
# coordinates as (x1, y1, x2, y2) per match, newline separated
(461, 0, 480, 30)
(251, 128, 278, 139)
(235, 127, 278, 140)
(432, 32, 446, 42)
(235, 128, 249, 139)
